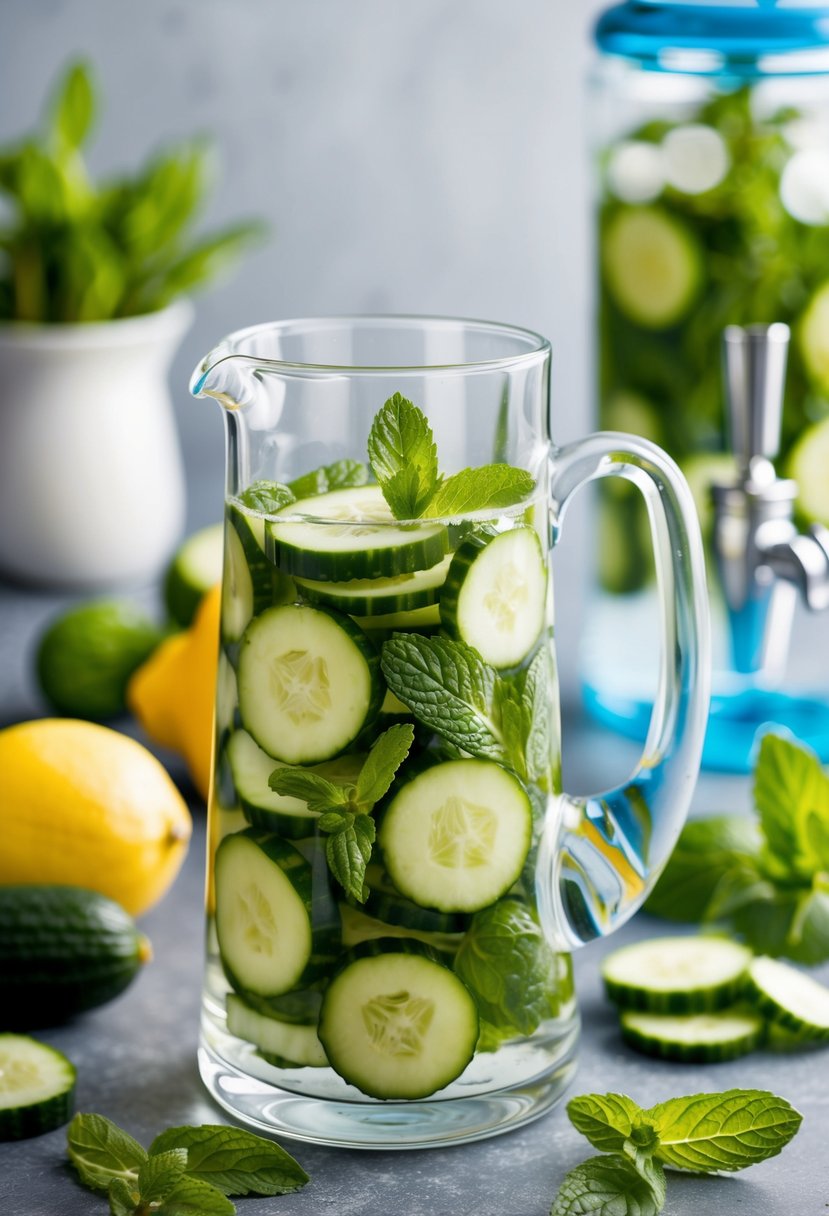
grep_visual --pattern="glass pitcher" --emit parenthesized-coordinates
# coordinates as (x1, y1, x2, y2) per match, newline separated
(191, 316, 710, 1149)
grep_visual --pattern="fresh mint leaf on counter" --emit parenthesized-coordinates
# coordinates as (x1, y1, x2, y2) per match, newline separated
(646, 1089, 803, 1173)
(236, 480, 296, 514)
(368, 393, 439, 518)
(566, 1093, 650, 1155)
(422, 464, 534, 517)
(135, 1149, 188, 1205)
(288, 459, 369, 499)
(550, 1153, 665, 1216)
(148, 1124, 309, 1197)
(67, 1113, 148, 1193)
(154, 1174, 236, 1215)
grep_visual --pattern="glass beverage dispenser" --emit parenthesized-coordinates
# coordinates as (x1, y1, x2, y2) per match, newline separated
(584, 1, 829, 769)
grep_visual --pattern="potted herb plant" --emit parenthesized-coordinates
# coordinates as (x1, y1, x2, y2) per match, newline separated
(0, 62, 263, 587)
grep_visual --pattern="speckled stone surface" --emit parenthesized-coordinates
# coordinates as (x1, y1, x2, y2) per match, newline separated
(0, 581, 827, 1215)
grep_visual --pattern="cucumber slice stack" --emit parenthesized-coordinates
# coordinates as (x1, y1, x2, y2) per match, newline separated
(0, 1035, 76, 1141)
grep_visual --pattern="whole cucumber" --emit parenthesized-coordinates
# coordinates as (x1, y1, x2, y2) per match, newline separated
(0, 885, 151, 1028)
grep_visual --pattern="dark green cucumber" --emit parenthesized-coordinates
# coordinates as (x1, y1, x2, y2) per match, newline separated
(163, 522, 224, 628)
(266, 486, 448, 580)
(317, 937, 479, 1098)
(237, 603, 382, 764)
(0, 1035, 76, 1140)
(619, 1009, 763, 1062)
(441, 526, 546, 669)
(0, 885, 151, 1029)
(226, 993, 327, 1067)
(295, 555, 451, 616)
(601, 936, 752, 1013)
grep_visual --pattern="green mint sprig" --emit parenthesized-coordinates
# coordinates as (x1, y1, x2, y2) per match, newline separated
(646, 733, 829, 963)
(551, 1088, 801, 1215)
(269, 724, 414, 902)
(236, 481, 296, 514)
(367, 392, 534, 520)
(67, 1113, 309, 1214)
(288, 459, 369, 500)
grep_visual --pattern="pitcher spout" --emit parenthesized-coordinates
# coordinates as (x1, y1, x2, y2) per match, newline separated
(189, 344, 258, 410)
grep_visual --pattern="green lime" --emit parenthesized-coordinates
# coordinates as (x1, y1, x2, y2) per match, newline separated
(36, 601, 165, 719)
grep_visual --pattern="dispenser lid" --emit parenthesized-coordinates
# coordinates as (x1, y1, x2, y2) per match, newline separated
(595, 2, 829, 73)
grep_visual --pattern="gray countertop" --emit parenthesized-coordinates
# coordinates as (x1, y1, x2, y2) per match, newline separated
(0, 580, 826, 1216)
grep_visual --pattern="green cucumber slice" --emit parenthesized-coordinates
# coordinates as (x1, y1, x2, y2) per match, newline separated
(164, 522, 224, 628)
(317, 938, 479, 1098)
(226, 993, 327, 1067)
(228, 730, 364, 836)
(619, 1009, 762, 1062)
(267, 486, 448, 580)
(441, 527, 546, 669)
(745, 956, 829, 1040)
(357, 603, 442, 631)
(237, 603, 381, 764)
(0, 1035, 76, 1140)
(788, 416, 829, 527)
(215, 831, 315, 997)
(602, 205, 702, 330)
(364, 864, 471, 934)
(295, 554, 451, 616)
(379, 758, 532, 914)
(338, 904, 463, 954)
(222, 521, 255, 643)
(601, 936, 752, 1012)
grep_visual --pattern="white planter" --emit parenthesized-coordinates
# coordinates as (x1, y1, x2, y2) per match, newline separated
(0, 301, 192, 588)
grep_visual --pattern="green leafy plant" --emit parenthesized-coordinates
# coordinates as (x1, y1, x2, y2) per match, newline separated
(67, 1113, 308, 1214)
(646, 733, 829, 963)
(0, 61, 264, 322)
(550, 1088, 801, 1215)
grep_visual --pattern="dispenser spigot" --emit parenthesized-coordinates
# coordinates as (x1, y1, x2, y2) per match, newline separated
(710, 323, 829, 677)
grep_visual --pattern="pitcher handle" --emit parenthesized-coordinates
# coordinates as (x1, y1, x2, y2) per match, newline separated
(537, 432, 711, 949)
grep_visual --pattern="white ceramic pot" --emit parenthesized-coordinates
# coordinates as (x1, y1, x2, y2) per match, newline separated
(0, 300, 192, 588)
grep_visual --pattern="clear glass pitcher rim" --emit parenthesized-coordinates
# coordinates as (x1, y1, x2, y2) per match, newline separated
(190, 313, 551, 394)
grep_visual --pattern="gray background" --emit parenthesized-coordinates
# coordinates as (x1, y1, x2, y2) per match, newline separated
(0, 0, 606, 695)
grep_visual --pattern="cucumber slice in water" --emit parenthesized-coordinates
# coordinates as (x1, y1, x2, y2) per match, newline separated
(602, 206, 702, 330)
(0, 1035, 76, 1141)
(601, 936, 752, 1013)
(164, 522, 224, 628)
(379, 758, 532, 913)
(620, 1009, 762, 1062)
(441, 527, 546, 668)
(745, 956, 829, 1040)
(788, 416, 829, 527)
(222, 521, 255, 643)
(267, 486, 448, 580)
(237, 603, 381, 764)
(317, 938, 479, 1099)
(295, 554, 451, 616)
(226, 993, 327, 1067)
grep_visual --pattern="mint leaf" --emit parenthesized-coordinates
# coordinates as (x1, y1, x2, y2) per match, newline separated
(550, 1154, 665, 1216)
(522, 646, 554, 787)
(566, 1093, 649, 1155)
(148, 1124, 309, 1197)
(318, 810, 350, 833)
(107, 1178, 139, 1216)
(494, 681, 528, 781)
(368, 393, 438, 518)
(754, 733, 829, 879)
(155, 1175, 236, 1216)
(325, 813, 376, 902)
(381, 633, 506, 762)
(454, 898, 560, 1036)
(268, 768, 349, 813)
(67, 1113, 147, 1193)
(726, 876, 829, 965)
(289, 459, 369, 499)
(422, 464, 534, 517)
(647, 1089, 803, 1173)
(355, 723, 414, 806)
(644, 815, 762, 922)
(137, 1149, 187, 1204)
(236, 480, 296, 514)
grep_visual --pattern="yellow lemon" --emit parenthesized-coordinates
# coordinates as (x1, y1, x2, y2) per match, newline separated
(0, 719, 191, 916)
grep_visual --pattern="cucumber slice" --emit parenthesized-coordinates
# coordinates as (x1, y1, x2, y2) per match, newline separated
(228, 730, 363, 836)
(317, 938, 479, 1098)
(267, 486, 448, 580)
(0, 1035, 76, 1140)
(379, 758, 532, 914)
(799, 282, 829, 395)
(745, 956, 829, 1040)
(602, 206, 702, 330)
(222, 521, 255, 643)
(226, 993, 327, 1067)
(295, 554, 451, 616)
(364, 864, 471, 934)
(357, 603, 442, 631)
(237, 603, 381, 764)
(164, 522, 224, 628)
(619, 1009, 762, 1062)
(788, 416, 829, 526)
(441, 527, 546, 669)
(601, 936, 752, 1012)
(215, 831, 314, 997)
(339, 904, 463, 954)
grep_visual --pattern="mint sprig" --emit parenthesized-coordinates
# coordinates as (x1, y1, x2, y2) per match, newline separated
(235, 480, 295, 514)
(67, 1114, 309, 1214)
(367, 393, 533, 520)
(288, 459, 369, 499)
(646, 733, 829, 962)
(268, 723, 414, 902)
(551, 1088, 801, 1215)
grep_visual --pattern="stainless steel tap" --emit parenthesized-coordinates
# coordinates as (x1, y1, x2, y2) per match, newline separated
(710, 323, 829, 679)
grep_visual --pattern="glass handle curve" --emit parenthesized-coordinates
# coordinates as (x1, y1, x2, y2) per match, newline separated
(537, 432, 711, 950)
